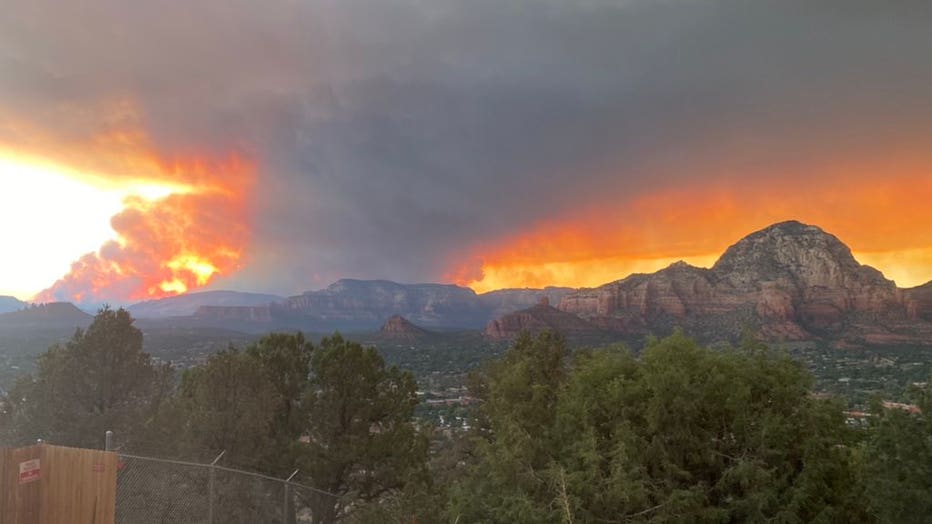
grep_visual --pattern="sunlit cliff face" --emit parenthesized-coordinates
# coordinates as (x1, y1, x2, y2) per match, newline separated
(0, 102, 255, 303)
(453, 156, 932, 293)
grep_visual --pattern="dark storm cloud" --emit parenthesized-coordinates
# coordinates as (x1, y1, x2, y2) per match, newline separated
(2, 0, 931, 293)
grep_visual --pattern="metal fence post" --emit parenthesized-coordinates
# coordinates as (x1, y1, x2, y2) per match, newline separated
(208, 451, 226, 524)
(105, 430, 114, 451)
(284, 470, 299, 524)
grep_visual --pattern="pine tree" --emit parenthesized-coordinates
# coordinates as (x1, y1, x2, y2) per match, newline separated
(300, 334, 427, 523)
(4, 307, 171, 449)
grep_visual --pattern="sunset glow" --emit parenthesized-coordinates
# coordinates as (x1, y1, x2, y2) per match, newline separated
(453, 167, 932, 293)
(2, 1, 932, 304)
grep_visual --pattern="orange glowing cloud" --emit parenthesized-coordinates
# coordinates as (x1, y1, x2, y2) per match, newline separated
(36, 165, 252, 303)
(452, 160, 932, 293)
(1, 100, 256, 303)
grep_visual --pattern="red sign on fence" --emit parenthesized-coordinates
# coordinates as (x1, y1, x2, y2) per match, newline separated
(92, 463, 106, 473)
(19, 459, 40, 484)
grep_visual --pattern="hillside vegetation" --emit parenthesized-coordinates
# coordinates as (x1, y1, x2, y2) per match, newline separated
(0, 309, 929, 523)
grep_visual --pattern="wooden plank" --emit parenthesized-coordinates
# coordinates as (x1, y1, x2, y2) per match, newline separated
(0, 445, 116, 524)
(1, 445, 43, 524)
(40, 445, 117, 524)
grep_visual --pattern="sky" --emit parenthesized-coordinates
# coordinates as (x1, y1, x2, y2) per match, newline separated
(1, 0, 932, 303)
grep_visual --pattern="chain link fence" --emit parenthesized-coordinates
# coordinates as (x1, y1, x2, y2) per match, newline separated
(115, 453, 340, 523)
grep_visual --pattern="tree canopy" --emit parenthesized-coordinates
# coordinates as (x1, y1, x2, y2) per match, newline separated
(167, 332, 315, 473)
(863, 381, 932, 523)
(301, 334, 427, 523)
(449, 331, 870, 523)
(2, 307, 170, 449)
(5, 310, 932, 524)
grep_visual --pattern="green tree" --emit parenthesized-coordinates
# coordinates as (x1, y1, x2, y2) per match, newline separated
(168, 332, 313, 473)
(448, 331, 570, 523)
(246, 332, 314, 440)
(174, 347, 281, 464)
(626, 332, 866, 522)
(299, 334, 427, 523)
(4, 307, 171, 449)
(864, 380, 932, 523)
(450, 331, 870, 523)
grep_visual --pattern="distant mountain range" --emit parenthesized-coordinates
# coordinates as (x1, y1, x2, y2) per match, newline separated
(0, 296, 26, 315)
(0, 302, 92, 329)
(2, 220, 931, 348)
(126, 290, 285, 318)
(107, 280, 571, 333)
(269, 280, 574, 330)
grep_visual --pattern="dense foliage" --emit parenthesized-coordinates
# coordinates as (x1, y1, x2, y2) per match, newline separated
(155, 332, 316, 473)
(300, 334, 428, 521)
(1, 307, 171, 449)
(0, 310, 427, 523)
(2, 310, 931, 523)
(863, 383, 932, 523)
(449, 331, 870, 523)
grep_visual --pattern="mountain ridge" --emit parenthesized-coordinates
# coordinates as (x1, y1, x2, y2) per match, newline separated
(7, 220, 931, 346)
(0, 296, 27, 315)
(0, 302, 93, 329)
(127, 290, 285, 318)
(555, 221, 930, 345)
(275, 279, 574, 330)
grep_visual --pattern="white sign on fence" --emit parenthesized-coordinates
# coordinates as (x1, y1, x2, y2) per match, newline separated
(19, 458, 41, 484)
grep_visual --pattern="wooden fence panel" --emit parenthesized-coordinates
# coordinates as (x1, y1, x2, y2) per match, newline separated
(40, 445, 117, 524)
(0, 445, 42, 524)
(0, 445, 116, 524)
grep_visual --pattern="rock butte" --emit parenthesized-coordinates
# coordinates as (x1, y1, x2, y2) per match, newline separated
(379, 315, 429, 341)
(490, 221, 932, 346)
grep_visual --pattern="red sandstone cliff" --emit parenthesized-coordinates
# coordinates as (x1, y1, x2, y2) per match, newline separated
(485, 297, 601, 340)
(554, 221, 932, 345)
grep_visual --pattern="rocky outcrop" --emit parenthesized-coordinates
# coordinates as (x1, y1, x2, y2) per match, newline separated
(557, 221, 931, 345)
(904, 282, 932, 323)
(559, 262, 734, 338)
(485, 298, 601, 340)
(379, 315, 429, 340)
(712, 221, 902, 329)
